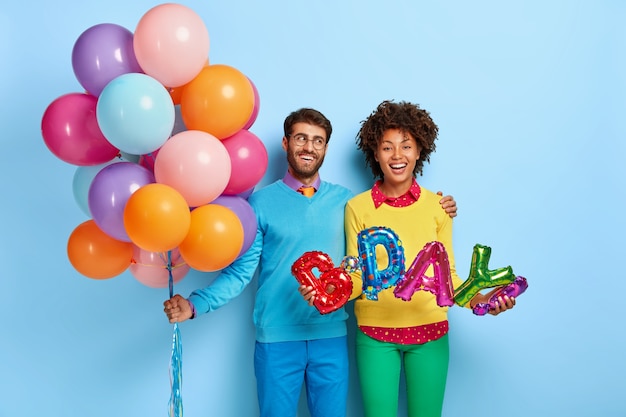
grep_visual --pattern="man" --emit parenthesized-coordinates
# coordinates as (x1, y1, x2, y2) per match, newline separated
(163, 108, 457, 417)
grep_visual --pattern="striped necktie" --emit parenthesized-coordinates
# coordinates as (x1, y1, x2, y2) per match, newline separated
(297, 186, 316, 197)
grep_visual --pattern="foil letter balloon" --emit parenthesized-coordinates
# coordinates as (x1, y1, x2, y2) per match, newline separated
(454, 244, 516, 306)
(394, 241, 455, 307)
(291, 251, 353, 315)
(357, 226, 405, 300)
(472, 275, 529, 316)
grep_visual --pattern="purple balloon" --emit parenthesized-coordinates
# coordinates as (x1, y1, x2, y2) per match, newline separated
(72, 23, 143, 96)
(237, 187, 255, 200)
(472, 276, 528, 316)
(212, 195, 257, 256)
(88, 162, 155, 241)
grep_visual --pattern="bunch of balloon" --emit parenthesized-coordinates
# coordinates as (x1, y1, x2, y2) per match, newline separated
(40, 3, 268, 286)
(40, 5, 268, 417)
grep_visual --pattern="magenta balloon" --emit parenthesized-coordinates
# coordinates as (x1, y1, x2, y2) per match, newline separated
(72, 23, 143, 97)
(242, 78, 260, 130)
(138, 148, 160, 173)
(41, 93, 120, 166)
(212, 195, 257, 255)
(221, 130, 268, 195)
(88, 162, 155, 241)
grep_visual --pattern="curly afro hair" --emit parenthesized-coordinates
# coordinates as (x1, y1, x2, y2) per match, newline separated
(356, 100, 438, 179)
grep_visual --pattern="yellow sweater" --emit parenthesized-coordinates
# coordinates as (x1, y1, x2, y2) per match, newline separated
(344, 186, 463, 328)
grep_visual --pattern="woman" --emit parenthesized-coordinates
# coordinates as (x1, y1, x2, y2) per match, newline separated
(344, 100, 515, 417)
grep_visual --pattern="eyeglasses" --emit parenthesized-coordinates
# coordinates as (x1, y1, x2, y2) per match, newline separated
(288, 133, 327, 150)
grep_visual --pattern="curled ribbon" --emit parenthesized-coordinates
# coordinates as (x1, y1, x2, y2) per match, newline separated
(167, 251, 183, 417)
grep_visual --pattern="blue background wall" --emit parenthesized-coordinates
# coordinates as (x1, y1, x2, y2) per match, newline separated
(2, 1, 624, 416)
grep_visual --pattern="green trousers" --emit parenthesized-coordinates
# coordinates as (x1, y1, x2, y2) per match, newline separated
(356, 330, 449, 417)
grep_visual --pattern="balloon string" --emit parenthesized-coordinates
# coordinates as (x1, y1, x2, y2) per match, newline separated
(168, 250, 174, 299)
(167, 250, 183, 417)
(130, 260, 188, 270)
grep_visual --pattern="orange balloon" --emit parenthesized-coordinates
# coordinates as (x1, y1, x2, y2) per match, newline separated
(179, 204, 244, 272)
(123, 183, 191, 253)
(67, 220, 133, 279)
(168, 60, 209, 105)
(168, 86, 184, 105)
(180, 64, 254, 139)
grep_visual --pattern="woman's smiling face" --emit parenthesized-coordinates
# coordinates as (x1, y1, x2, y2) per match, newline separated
(374, 128, 421, 191)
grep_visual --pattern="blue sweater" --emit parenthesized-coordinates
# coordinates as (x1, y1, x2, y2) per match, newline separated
(189, 179, 354, 343)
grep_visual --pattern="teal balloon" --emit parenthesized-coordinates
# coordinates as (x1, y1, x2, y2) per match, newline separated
(96, 73, 175, 155)
(72, 160, 120, 217)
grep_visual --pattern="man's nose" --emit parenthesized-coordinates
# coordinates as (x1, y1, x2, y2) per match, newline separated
(302, 139, 315, 150)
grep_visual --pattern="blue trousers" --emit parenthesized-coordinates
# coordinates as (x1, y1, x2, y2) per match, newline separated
(254, 336, 348, 417)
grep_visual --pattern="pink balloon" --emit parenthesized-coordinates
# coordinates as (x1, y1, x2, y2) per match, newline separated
(221, 130, 268, 195)
(393, 241, 455, 307)
(130, 246, 190, 288)
(41, 93, 120, 166)
(133, 3, 210, 87)
(154, 130, 232, 207)
(242, 78, 260, 130)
